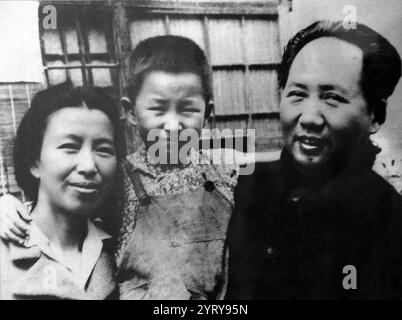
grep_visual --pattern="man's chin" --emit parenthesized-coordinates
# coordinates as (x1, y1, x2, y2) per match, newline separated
(290, 148, 330, 169)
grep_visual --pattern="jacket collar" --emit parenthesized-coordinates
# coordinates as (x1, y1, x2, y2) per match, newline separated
(280, 140, 380, 189)
(278, 141, 383, 222)
(10, 220, 111, 264)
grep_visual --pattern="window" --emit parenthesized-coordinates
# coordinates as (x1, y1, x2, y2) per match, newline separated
(40, 6, 119, 92)
(38, 1, 284, 153)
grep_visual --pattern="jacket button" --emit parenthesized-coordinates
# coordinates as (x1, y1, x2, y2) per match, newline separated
(290, 194, 300, 202)
(267, 246, 275, 255)
(204, 180, 215, 192)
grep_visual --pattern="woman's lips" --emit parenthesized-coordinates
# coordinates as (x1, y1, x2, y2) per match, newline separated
(69, 183, 101, 194)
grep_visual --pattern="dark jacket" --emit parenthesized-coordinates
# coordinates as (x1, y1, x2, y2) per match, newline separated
(226, 147, 402, 299)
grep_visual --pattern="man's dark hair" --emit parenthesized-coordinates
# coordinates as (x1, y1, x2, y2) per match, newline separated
(127, 35, 213, 117)
(278, 20, 401, 124)
(14, 81, 124, 202)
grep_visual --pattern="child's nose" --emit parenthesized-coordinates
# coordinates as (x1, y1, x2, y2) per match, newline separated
(163, 115, 183, 132)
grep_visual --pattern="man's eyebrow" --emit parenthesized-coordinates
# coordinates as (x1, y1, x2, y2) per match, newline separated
(320, 84, 348, 95)
(287, 82, 308, 90)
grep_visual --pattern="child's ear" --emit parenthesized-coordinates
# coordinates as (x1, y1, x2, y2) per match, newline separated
(121, 97, 136, 126)
(30, 161, 40, 179)
(369, 118, 381, 135)
(204, 100, 214, 126)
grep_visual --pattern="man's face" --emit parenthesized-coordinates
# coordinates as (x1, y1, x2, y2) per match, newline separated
(133, 71, 206, 159)
(280, 37, 378, 170)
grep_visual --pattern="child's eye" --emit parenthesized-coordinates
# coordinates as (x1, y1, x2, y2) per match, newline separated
(147, 106, 166, 112)
(181, 108, 201, 114)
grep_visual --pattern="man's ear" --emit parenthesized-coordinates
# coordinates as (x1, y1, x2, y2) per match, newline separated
(369, 99, 386, 134)
(30, 161, 40, 179)
(204, 100, 214, 126)
(121, 97, 136, 126)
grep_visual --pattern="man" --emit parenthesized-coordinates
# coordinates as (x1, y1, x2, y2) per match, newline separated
(226, 20, 402, 299)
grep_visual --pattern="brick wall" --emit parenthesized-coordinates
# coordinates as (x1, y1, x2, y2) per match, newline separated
(0, 83, 44, 197)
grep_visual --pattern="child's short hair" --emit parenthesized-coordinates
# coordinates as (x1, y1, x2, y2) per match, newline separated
(127, 35, 213, 112)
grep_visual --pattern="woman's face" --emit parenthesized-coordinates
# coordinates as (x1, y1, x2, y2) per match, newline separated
(30, 107, 117, 216)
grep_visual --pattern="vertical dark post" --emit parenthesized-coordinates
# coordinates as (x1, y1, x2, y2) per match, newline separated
(113, 2, 137, 155)
(240, 15, 253, 130)
(203, 15, 216, 130)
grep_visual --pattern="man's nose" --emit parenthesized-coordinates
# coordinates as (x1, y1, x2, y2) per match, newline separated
(299, 98, 325, 131)
(163, 113, 183, 132)
(76, 149, 97, 176)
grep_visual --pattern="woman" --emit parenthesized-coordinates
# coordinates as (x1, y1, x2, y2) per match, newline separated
(0, 81, 123, 300)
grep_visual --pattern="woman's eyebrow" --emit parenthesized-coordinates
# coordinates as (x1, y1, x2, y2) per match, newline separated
(58, 134, 81, 142)
(58, 135, 114, 145)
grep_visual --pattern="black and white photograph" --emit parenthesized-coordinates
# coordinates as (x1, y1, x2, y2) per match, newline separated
(0, 0, 401, 303)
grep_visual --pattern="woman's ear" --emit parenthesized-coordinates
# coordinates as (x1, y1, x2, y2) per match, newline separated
(369, 99, 386, 134)
(30, 161, 40, 179)
(120, 97, 136, 126)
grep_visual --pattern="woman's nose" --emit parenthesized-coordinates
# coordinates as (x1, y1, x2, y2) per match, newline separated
(76, 150, 97, 176)
(299, 98, 325, 131)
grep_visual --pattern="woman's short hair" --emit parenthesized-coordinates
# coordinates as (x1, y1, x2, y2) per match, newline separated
(278, 20, 401, 124)
(14, 81, 123, 202)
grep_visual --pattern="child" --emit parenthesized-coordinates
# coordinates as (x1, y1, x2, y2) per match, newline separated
(0, 35, 238, 300)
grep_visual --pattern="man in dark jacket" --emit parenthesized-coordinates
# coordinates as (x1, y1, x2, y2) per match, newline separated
(226, 20, 402, 299)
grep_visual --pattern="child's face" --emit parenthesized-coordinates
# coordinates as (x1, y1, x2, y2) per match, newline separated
(134, 71, 207, 154)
